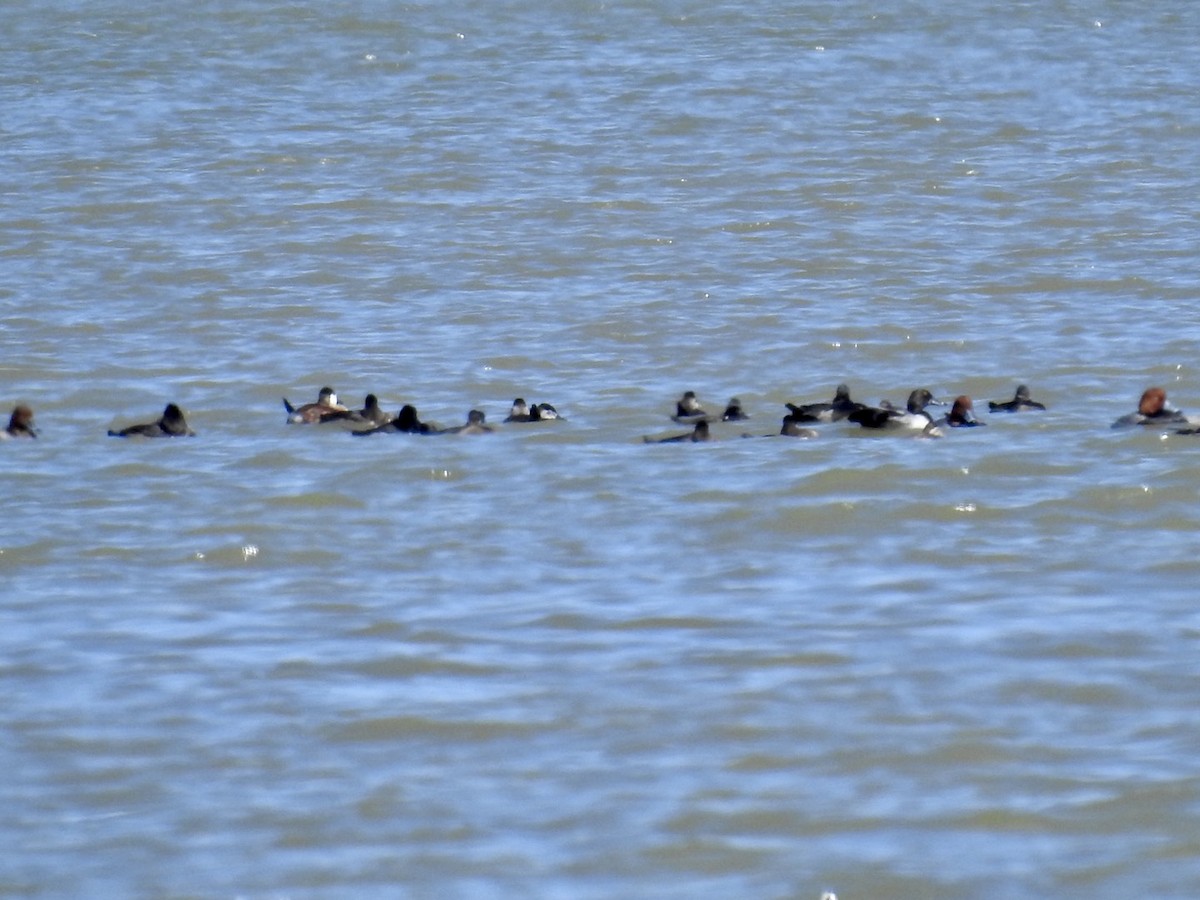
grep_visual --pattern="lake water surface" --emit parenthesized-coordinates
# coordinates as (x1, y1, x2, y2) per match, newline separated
(4, 1, 1200, 897)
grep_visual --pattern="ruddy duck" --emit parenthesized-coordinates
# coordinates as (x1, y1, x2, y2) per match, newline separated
(739, 415, 818, 439)
(988, 384, 1046, 412)
(645, 420, 712, 443)
(504, 398, 562, 422)
(780, 413, 819, 438)
(504, 398, 534, 422)
(785, 384, 864, 422)
(107, 403, 195, 438)
(441, 409, 493, 435)
(721, 398, 749, 421)
(671, 391, 709, 422)
(283, 386, 348, 424)
(353, 404, 433, 435)
(354, 394, 392, 426)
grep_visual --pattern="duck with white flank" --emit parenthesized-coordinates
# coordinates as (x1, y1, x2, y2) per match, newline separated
(848, 388, 942, 436)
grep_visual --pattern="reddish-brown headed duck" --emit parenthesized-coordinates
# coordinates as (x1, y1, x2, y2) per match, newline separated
(2, 405, 37, 439)
(1112, 387, 1191, 428)
(942, 396, 986, 428)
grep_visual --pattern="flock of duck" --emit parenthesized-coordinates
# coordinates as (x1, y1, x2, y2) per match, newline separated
(648, 385, 1025, 442)
(1, 385, 1195, 442)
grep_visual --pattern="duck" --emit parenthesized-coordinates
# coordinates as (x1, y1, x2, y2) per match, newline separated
(504, 398, 536, 422)
(1112, 387, 1191, 428)
(784, 384, 865, 422)
(738, 411, 818, 439)
(780, 416, 819, 438)
(441, 409, 493, 435)
(394, 404, 435, 433)
(353, 394, 392, 426)
(283, 386, 348, 424)
(329, 394, 392, 426)
(721, 398, 749, 421)
(671, 391, 709, 422)
(352, 404, 433, 435)
(504, 398, 563, 422)
(2, 405, 37, 439)
(108, 403, 195, 438)
(988, 384, 1046, 412)
(644, 420, 712, 443)
(765, 404, 820, 438)
(940, 395, 986, 428)
(848, 388, 942, 436)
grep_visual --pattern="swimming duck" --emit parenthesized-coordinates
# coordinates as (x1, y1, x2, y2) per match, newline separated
(504, 398, 563, 422)
(737, 411, 818, 439)
(283, 386, 348, 424)
(108, 403, 195, 438)
(785, 384, 865, 422)
(671, 391, 709, 422)
(988, 384, 1046, 412)
(759, 403, 821, 438)
(941, 395, 985, 428)
(352, 404, 433, 435)
(353, 394, 392, 426)
(1112, 387, 1191, 428)
(848, 388, 941, 435)
(644, 420, 712, 443)
(504, 398, 535, 422)
(326, 394, 392, 426)
(721, 398, 749, 421)
(441, 409, 493, 435)
(2, 405, 37, 439)
(780, 417, 819, 438)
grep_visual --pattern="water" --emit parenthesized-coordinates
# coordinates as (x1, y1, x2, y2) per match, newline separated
(4, 1, 1200, 897)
